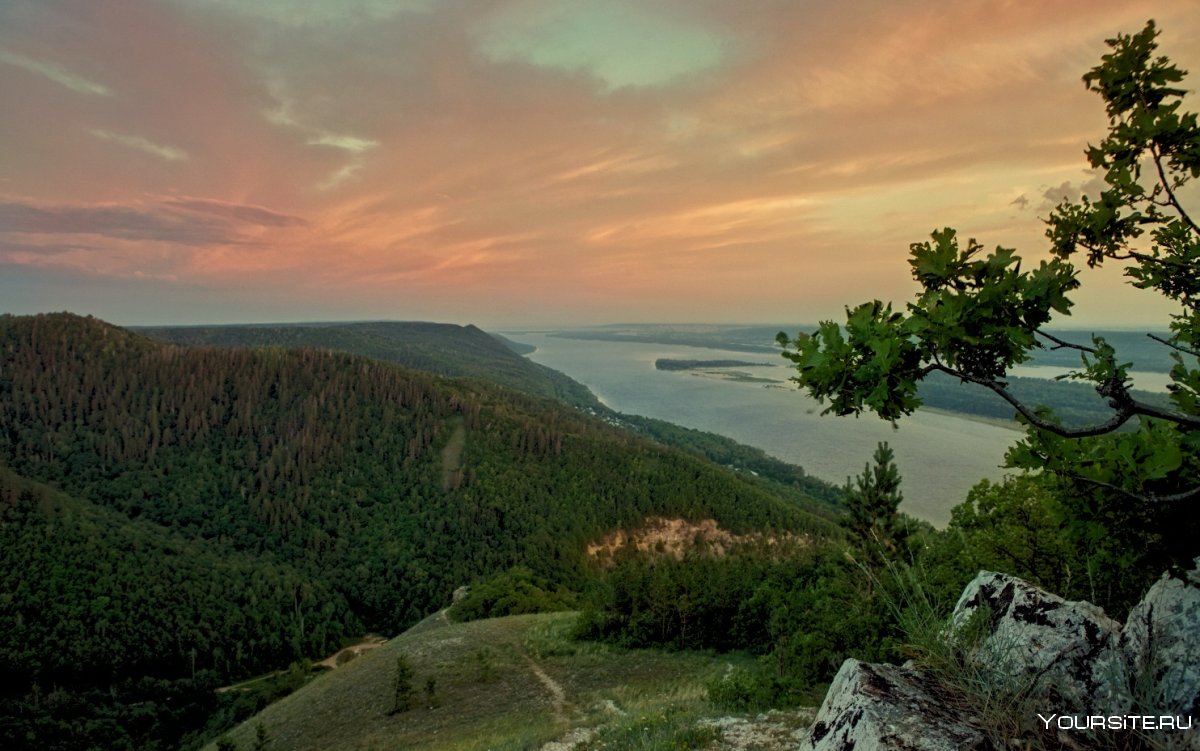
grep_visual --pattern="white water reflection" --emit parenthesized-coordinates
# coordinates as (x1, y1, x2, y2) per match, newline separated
(1008, 365, 1171, 392)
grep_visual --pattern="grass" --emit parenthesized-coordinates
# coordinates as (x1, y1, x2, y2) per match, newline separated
(205, 611, 770, 751)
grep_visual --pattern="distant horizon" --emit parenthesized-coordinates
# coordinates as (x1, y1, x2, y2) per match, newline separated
(4, 309, 1174, 336)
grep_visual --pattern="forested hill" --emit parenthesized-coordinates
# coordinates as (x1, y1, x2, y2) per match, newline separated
(139, 319, 844, 512)
(138, 320, 599, 408)
(0, 312, 838, 750)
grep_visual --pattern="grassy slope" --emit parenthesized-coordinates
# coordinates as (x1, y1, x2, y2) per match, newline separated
(2, 313, 838, 749)
(208, 612, 810, 751)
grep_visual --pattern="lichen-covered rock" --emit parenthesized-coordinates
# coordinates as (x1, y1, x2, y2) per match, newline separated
(802, 565, 1200, 751)
(1119, 560, 1200, 721)
(800, 659, 991, 750)
(951, 571, 1122, 714)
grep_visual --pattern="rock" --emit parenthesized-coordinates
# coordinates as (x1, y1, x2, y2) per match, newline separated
(1119, 560, 1200, 720)
(800, 564, 1200, 750)
(950, 571, 1122, 714)
(802, 659, 990, 750)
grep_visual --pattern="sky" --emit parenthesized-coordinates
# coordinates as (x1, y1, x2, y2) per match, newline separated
(1, 0, 1198, 328)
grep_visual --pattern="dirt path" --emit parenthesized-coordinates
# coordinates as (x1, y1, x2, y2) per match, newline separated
(216, 635, 387, 693)
(314, 635, 386, 670)
(522, 652, 568, 721)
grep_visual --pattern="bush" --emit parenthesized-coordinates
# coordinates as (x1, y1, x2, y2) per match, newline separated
(448, 566, 576, 622)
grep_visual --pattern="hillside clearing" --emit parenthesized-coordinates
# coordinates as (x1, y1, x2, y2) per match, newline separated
(207, 611, 815, 751)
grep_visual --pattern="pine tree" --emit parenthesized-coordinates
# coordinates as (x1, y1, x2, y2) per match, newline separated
(389, 655, 416, 715)
(842, 442, 905, 573)
(253, 722, 270, 751)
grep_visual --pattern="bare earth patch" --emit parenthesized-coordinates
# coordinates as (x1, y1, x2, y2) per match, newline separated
(523, 651, 570, 721)
(315, 635, 387, 670)
(701, 709, 819, 750)
(586, 516, 805, 564)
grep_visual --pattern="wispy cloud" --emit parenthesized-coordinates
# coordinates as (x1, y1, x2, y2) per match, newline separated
(0, 197, 305, 246)
(317, 162, 365, 190)
(307, 134, 379, 153)
(261, 83, 378, 188)
(91, 129, 189, 162)
(0, 49, 111, 95)
(163, 197, 308, 227)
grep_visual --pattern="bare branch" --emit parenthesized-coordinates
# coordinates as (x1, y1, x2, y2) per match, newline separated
(1036, 331, 1096, 354)
(1148, 332, 1200, 358)
(1149, 142, 1199, 233)
(925, 363, 1200, 435)
(1064, 472, 1200, 504)
(926, 363, 1133, 437)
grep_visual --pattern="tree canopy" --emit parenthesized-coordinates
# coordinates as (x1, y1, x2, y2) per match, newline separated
(777, 21, 1198, 608)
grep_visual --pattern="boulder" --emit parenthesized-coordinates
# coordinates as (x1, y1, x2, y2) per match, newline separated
(950, 571, 1122, 714)
(800, 563, 1200, 750)
(1118, 563, 1200, 721)
(804, 659, 990, 751)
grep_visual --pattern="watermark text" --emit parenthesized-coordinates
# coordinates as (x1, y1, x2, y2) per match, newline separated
(1037, 714, 1194, 732)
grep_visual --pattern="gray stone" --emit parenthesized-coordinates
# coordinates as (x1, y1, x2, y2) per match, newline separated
(950, 571, 1122, 714)
(1119, 560, 1200, 721)
(800, 659, 991, 750)
(801, 566, 1200, 750)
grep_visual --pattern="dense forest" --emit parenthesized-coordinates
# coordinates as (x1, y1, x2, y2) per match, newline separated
(0, 312, 842, 750)
(142, 319, 845, 514)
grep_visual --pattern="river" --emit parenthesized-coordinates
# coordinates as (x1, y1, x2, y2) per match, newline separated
(507, 333, 1020, 527)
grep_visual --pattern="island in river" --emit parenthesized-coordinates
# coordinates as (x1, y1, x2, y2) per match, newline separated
(655, 358, 776, 371)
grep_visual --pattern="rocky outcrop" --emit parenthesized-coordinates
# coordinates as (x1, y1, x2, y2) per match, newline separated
(951, 571, 1124, 716)
(805, 659, 990, 750)
(1121, 565, 1200, 721)
(802, 562, 1200, 751)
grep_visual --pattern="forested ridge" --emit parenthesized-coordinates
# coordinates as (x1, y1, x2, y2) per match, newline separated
(140, 319, 845, 515)
(0, 312, 837, 750)
(138, 320, 599, 408)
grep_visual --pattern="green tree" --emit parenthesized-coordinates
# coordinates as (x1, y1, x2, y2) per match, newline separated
(253, 721, 270, 751)
(424, 675, 440, 708)
(777, 21, 1198, 612)
(842, 442, 906, 575)
(943, 474, 1077, 595)
(389, 655, 416, 715)
(474, 647, 495, 683)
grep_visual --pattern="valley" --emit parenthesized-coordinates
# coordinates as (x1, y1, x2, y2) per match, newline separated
(1, 313, 1190, 750)
(0, 313, 839, 750)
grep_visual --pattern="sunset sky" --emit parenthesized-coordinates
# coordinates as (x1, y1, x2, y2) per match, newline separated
(2, 0, 1197, 328)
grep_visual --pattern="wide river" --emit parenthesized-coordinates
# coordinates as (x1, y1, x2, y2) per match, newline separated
(507, 333, 1020, 527)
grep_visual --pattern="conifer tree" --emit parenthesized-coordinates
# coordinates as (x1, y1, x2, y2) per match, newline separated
(390, 655, 416, 715)
(842, 442, 905, 581)
(253, 722, 269, 751)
